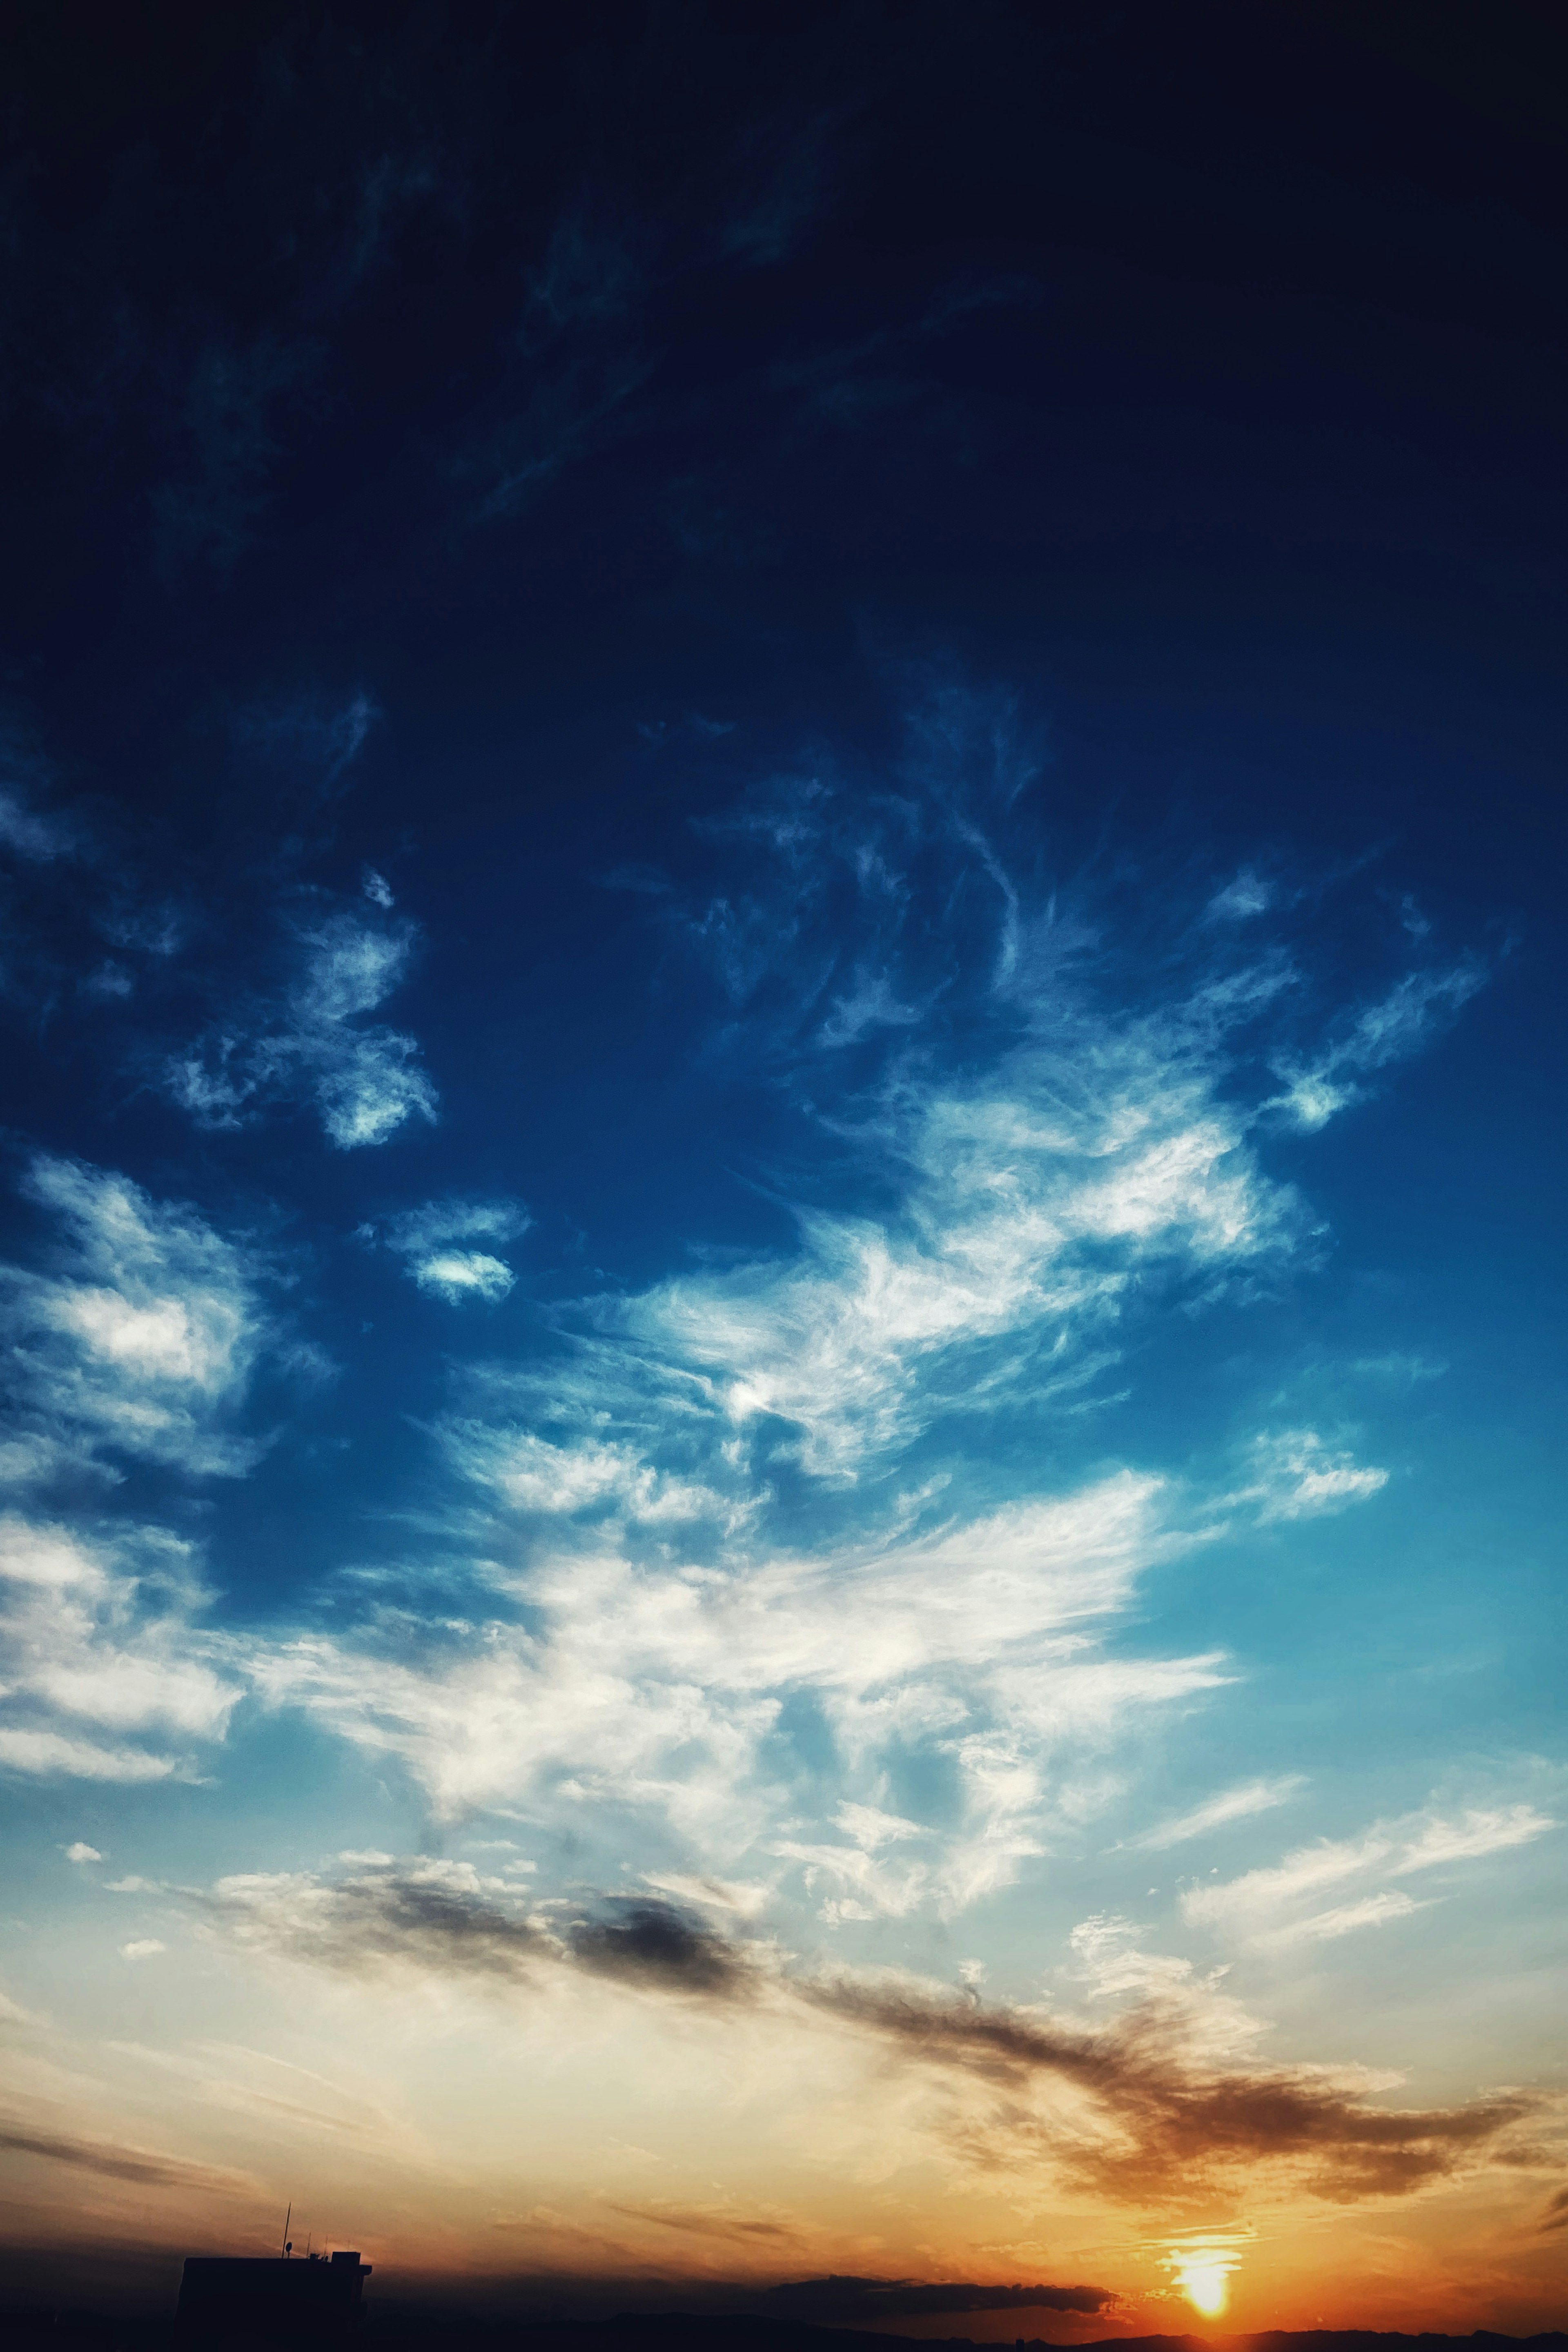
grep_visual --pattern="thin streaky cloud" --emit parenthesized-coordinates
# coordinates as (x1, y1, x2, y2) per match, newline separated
(1127, 1776, 1307, 1852)
(1183, 1803, 1557, 1938)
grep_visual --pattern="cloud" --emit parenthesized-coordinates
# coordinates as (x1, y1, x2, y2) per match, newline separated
(758, 2277, 1115, 2322)
(470, 211, 655, 521)
(0, 1728, 184, 1782)
(0, 1167, 251, 1768)
(1183, 1803, 1557, 1942)
(1273, 965, 1485, 1131)
(722, 110, 834, 267)
(0, 2113, 253, 2193)
(597, 760, 1319, 1489)
(204, 1867, 754, 2003)
(196, 1860, 1549, 2214)
(0, 726, 79, 863)
(414, 1252, 514, 1304)
(63, 1842, 102, 1863)
(0, 1158, 266, 1483)
(443, 1414, 740, 1528)
(566, 1900, 755, 1997)
(1205, 870, 1274, 922)
(153, 335, 319, 578)
(119, 1939, 166, 1961)
(0, 794, 72, 860)
(231, 690, 379, 798)
(375, 1198, 531, 1305)
(804, 1960, 1544, 2205)
(617, 1058, 1289, 1483)
(167, 910, 438, 1149)
(246, 1473, 1226, 1902)
(1238, 1430, 1388, 1521)
(0, 1515, 238, 1783)
(1256, 1891, 1431, 1949)
(1128, 1776, 1306, 1852)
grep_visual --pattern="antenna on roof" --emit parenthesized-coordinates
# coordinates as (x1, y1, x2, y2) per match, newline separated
(281, 2202, 292, 2260)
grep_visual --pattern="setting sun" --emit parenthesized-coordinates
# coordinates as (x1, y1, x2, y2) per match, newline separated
(1160, 2231, 1250, 2322)
(1175, 2256, 1232, 2319)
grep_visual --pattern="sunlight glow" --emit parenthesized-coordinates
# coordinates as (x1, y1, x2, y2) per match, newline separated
(1174, 2254, 1232, 2318)
(1159, 2229, 1250, 2321)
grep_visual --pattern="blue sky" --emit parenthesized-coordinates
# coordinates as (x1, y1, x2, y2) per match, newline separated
(0, 2, 1564, 2334)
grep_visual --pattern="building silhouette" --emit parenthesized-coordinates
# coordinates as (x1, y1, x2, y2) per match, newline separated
(174, 2251, 371, 2348)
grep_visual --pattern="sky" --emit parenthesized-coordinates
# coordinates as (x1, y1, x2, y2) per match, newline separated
(1, 0, 1565, 2337)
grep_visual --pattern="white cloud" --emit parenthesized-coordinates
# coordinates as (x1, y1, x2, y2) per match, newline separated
(120, 1939, 167, 1960)
(0, 1515, 238, 1782)
(1128, 1775, 1306, 1851)
(1257, 1891, 1431, 1949)
(616, 1035, 1292, 1482)
(1205, 870, 1273, 922)
(1272, 966, 1484, 1132)
(0, 1728, 183, 1782)
(1390, 1804, 1557, 1875)
(167, 911, 437, 1149)
(377, 1198, 530, 1306)
(413, 1250, 514, 1304)
(0, 1157, 266, 1481)
(64, 1842, 103, 1862)
(1238, 1430, 1388, 1522)
(1183, 1802, 1557, 1943)
(448, 1422, 737, 1527)
(245, 1472, 1226, 1913)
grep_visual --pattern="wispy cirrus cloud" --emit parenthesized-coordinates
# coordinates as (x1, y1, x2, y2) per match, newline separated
(1127, 1776, 1307, 1853)
(167, 907, 438, 1148)
(1183, 1803, 1558, 1945)
(152, 334, 321, 580)
(1271, 964, 1486, 1132)
(1234, 1430, 1389, 1522)
(230, 688, 380, 799)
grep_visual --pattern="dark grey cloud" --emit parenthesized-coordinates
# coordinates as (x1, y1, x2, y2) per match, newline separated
(566, 1900, 754, 1997)
(758, 2275, 1114, 2322)
(212, 1873, 753, 2002)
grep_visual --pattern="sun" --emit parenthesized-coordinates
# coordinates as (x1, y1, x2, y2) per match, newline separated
(1156, 2228, 1251, 2322)
(1172, 2253, 1232, 2319)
